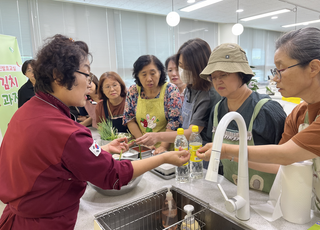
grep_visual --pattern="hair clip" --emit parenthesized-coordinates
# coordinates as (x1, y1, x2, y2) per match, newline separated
(69, 38, 75, 42)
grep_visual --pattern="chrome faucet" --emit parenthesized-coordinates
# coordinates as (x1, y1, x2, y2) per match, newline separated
(205, 112, 250, 221)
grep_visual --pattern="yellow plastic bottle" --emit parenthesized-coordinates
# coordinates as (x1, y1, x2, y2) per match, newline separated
(181, 204, 200, 230)
(189, 125, 203, 180)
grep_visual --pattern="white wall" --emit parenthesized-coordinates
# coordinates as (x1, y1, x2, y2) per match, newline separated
(218, 23, 238, 45)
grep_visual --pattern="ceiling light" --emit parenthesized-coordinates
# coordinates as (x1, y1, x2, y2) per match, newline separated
(180, 0, 223, 12)
(232, 23, 244, 35)
(271, 16, 278, 19)
(187, 0, 196, 3)
(240, 9, 290, 21)
(236, 9, 243, 13)
(282, 19, 320, 28)
(166, 11, 180, 27)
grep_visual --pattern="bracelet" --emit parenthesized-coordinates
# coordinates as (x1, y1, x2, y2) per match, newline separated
(230, 156, 234, 162)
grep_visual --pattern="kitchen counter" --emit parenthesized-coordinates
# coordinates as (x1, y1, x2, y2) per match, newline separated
(0, 127, 318, 229)
(75, 170, 320, 230)
(76, 127, 320, 230)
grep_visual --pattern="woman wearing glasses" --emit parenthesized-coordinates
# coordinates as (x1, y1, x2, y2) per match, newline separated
(198, 43, 286, 193)
(123, 55, 183, 154)
(95, 71, 127, 133)
(0, 35, 189, 229)
(197, 27, 320, 202)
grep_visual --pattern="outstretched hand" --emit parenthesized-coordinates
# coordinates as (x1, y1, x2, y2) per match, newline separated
(135, 133, 158, 146)
(162, 147, 190, 166)
(196, 143, 212, 161)
(104, 137, 129, 154)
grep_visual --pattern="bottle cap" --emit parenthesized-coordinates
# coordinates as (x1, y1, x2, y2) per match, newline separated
(177, 128, 184, 135)
(192, 125, 199, 133)
(166, 187, 173, 199)
(184, 204, 194, 217)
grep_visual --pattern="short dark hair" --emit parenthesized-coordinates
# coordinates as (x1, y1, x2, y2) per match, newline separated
(176, 38, 212, 91)
(90, 72, 99, 94)
(98, 71, 127, 101)
(165, 55, 177, 71)
(132, 55, 167, 87)
(238, 72, 253, 85)
(33, 34, 90, 94)
(22, 59, 35, 75)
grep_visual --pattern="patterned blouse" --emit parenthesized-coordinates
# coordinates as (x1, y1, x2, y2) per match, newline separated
(123, 82, 183, 131)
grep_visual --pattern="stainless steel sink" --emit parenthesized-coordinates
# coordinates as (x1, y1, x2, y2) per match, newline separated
(94, 186, 252, 230)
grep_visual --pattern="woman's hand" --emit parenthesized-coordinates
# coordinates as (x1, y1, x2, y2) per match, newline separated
(103, 137, 129, 154)
(77, 115, 87, 122)
(154, 146, 167, 155)
(196, 143, 212, 161)
(162, 148, 190, 166)
(135, 133, 159, 146)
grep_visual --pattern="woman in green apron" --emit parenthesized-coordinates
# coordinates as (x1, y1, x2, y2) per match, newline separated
(197, 27, 320, 208)
(96, 71, 127, 133)
(135, 39, 221, 147)
(123, 55, 183, 154)
(199, 43, 287, 193)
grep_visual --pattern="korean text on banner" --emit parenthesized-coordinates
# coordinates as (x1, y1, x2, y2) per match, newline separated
(0, 34, 27, 135)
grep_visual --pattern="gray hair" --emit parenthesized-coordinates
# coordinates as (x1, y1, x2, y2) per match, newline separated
(276, 27, 320, 67)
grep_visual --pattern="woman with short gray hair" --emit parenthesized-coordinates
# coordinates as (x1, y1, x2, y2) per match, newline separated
(197, 27, 320, 210)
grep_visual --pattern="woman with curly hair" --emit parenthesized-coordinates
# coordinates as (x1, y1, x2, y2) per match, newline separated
(0, 35, 189, 229)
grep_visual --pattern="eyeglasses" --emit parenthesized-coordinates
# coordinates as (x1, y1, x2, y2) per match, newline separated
(103, 83, 120, 91)
(75, 70, 92, 84)
(207, 73, 230, 82)
(270, 61, 310, 80)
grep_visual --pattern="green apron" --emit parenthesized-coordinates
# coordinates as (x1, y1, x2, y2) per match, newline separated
(299, 111, 320, 212)
(212, 98, 276, 193)
(136, 83, 168, 148)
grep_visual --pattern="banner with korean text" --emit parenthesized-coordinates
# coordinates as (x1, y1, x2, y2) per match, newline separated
(0, 34, 26, 136)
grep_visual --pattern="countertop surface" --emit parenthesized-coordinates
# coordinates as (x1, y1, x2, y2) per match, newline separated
(0, 127, 318, 230)
(75, 171, 320, 230)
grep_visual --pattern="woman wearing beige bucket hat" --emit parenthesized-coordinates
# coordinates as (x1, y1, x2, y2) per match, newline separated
(198, 43, 287, 193)
(197, 27, 320, 208)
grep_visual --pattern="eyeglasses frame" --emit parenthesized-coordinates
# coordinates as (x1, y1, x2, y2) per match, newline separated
(270, 61, 311, 80)
(75, 70, 92, 84)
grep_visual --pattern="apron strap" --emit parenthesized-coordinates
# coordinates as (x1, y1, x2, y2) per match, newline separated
(247, 98, 270, 132)
(213, 100, 222, 128)
(159, 82, 168, 99)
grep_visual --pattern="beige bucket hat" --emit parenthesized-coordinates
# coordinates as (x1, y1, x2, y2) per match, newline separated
(200, 43, 254, 80)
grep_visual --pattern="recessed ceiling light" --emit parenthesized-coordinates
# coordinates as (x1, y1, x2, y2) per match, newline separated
(271, 16, 278, 19)
(240, 9, 290, 21)
(180, 0, 223, 12)
(187, 0, 196, 3)
(282, 19, 320, 28)
(236, 9, 243, 13)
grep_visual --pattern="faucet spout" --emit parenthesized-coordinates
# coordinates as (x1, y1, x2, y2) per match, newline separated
(205, 112, 250, 221)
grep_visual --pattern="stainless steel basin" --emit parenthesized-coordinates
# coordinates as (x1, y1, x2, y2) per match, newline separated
(94, 186, 252, 230)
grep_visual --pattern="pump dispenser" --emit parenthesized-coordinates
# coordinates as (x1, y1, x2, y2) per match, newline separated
(161, 187, 178, 230)
(181, 204, 200, 230)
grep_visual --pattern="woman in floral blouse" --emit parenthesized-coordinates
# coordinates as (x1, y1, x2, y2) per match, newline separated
(123, 55, 182, 154)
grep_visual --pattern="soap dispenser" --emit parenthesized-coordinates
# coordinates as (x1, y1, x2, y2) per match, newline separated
(181, 204, 200, 230)
(161, 187, 178, 230)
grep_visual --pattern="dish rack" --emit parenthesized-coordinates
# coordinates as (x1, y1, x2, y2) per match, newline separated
(94, 186, 209, 230)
